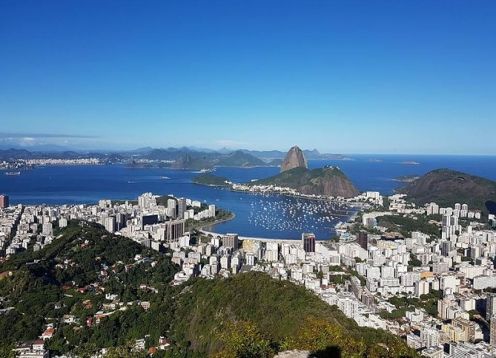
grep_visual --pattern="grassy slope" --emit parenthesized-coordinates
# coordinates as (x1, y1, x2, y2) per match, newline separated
(171, 272, 418, 357)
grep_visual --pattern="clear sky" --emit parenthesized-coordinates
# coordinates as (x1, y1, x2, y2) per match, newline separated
(0, 0, 495, 154)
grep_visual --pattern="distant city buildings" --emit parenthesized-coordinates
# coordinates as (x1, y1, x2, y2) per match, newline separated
(0, 194, 9, 209)
(0, 192, 213, 259)
(491, 316, 496, 348)
(3, 188, 496, 357)
(14, 340, 48, 358)
(222, 233, 239, 250)
(357, 231, 368, 251)
(302, 232, 315, 253)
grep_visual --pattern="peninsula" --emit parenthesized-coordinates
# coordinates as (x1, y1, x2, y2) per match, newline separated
(251, 146, 359, 198)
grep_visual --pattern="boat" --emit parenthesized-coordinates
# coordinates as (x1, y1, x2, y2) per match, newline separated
(160, 176, 170, 179)
(5, 171, 20, 176)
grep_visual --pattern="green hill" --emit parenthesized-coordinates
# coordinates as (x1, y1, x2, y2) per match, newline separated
(216, 150, 267, 167)
(193, 173, 230, 187)
(0, 221, 415, 357)
(253, 166, 359, 198)
(171, 153, 214, 170)
(170, 150, 268, 169)
(401, 168, 496, 213)
(170, 273, 417, 357)
(0, 221, 179, 357)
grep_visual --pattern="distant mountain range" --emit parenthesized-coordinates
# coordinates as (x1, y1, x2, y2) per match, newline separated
(0, 146, 348, 169)
(240, 148, 348, 160)
(189, 146, 360, 198)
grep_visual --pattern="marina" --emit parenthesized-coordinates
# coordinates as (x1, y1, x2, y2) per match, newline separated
(246, 195, 357, 239)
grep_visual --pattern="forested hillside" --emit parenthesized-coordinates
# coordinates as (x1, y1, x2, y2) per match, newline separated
(0, 222, 416, 357)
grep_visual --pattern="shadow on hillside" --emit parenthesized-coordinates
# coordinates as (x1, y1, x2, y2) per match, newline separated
(486, 200, 496, 215)
(310, 346, 341, 358)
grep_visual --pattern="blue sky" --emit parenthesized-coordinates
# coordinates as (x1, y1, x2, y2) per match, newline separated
(0, 1, 495, 154)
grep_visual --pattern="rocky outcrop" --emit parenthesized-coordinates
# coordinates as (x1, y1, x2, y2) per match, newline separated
(281, 146, 308, 172)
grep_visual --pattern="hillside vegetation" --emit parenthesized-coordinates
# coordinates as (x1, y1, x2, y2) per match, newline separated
(193, 173, 230, 187)
(0, 222, 416, 357)
(170, 273, 418, 357)
(254, 167, 359, 198)
(171, 150, 268, 169)
(0, 222, 178, 357)
(401, 169, 496, 213)
(216, 150, 267, 167)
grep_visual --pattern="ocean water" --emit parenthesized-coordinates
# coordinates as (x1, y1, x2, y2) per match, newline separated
(1, 155, 495, 239)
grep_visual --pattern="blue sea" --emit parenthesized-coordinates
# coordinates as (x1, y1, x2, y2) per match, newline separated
(1, 155, 496, 239)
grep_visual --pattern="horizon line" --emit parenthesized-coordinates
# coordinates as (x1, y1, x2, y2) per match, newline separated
(0, 145, 495, 157)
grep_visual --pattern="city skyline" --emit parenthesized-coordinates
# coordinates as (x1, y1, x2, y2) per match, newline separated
(3, 2, 496, 357)
(1, 1, 495, 154)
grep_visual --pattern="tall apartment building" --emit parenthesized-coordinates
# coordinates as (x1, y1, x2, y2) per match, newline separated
(302, 232, 316, 253)
(0, 194, 9, 209)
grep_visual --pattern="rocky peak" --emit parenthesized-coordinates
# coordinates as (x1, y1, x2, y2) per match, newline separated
(281, 145, 308, 172)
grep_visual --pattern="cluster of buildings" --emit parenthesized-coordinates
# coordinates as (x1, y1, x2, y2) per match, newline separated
(13, 340, 49, 358)
(3, 187, 496, 357)
(0, 192, 221, 358)
(230, 183, 374, 205)
(357, 197, 496, 357)
(0, 192, 220, 262)
(0, 161, 28, 170)
(1, 158, 105, 172)
(7, 233, 171, 358)
(22, 158, 102, 166)
(160, 193, 496, 357)
(426, 202, 482, 221)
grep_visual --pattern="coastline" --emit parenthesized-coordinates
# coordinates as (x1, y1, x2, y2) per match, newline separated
(199, 228, 331, 243)
(193, 180, 363, 205)
(188, 212, 236, 231)
(192, 182, 229, 188)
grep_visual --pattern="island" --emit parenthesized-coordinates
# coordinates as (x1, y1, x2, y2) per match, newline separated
(193, 173, 230, 187)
